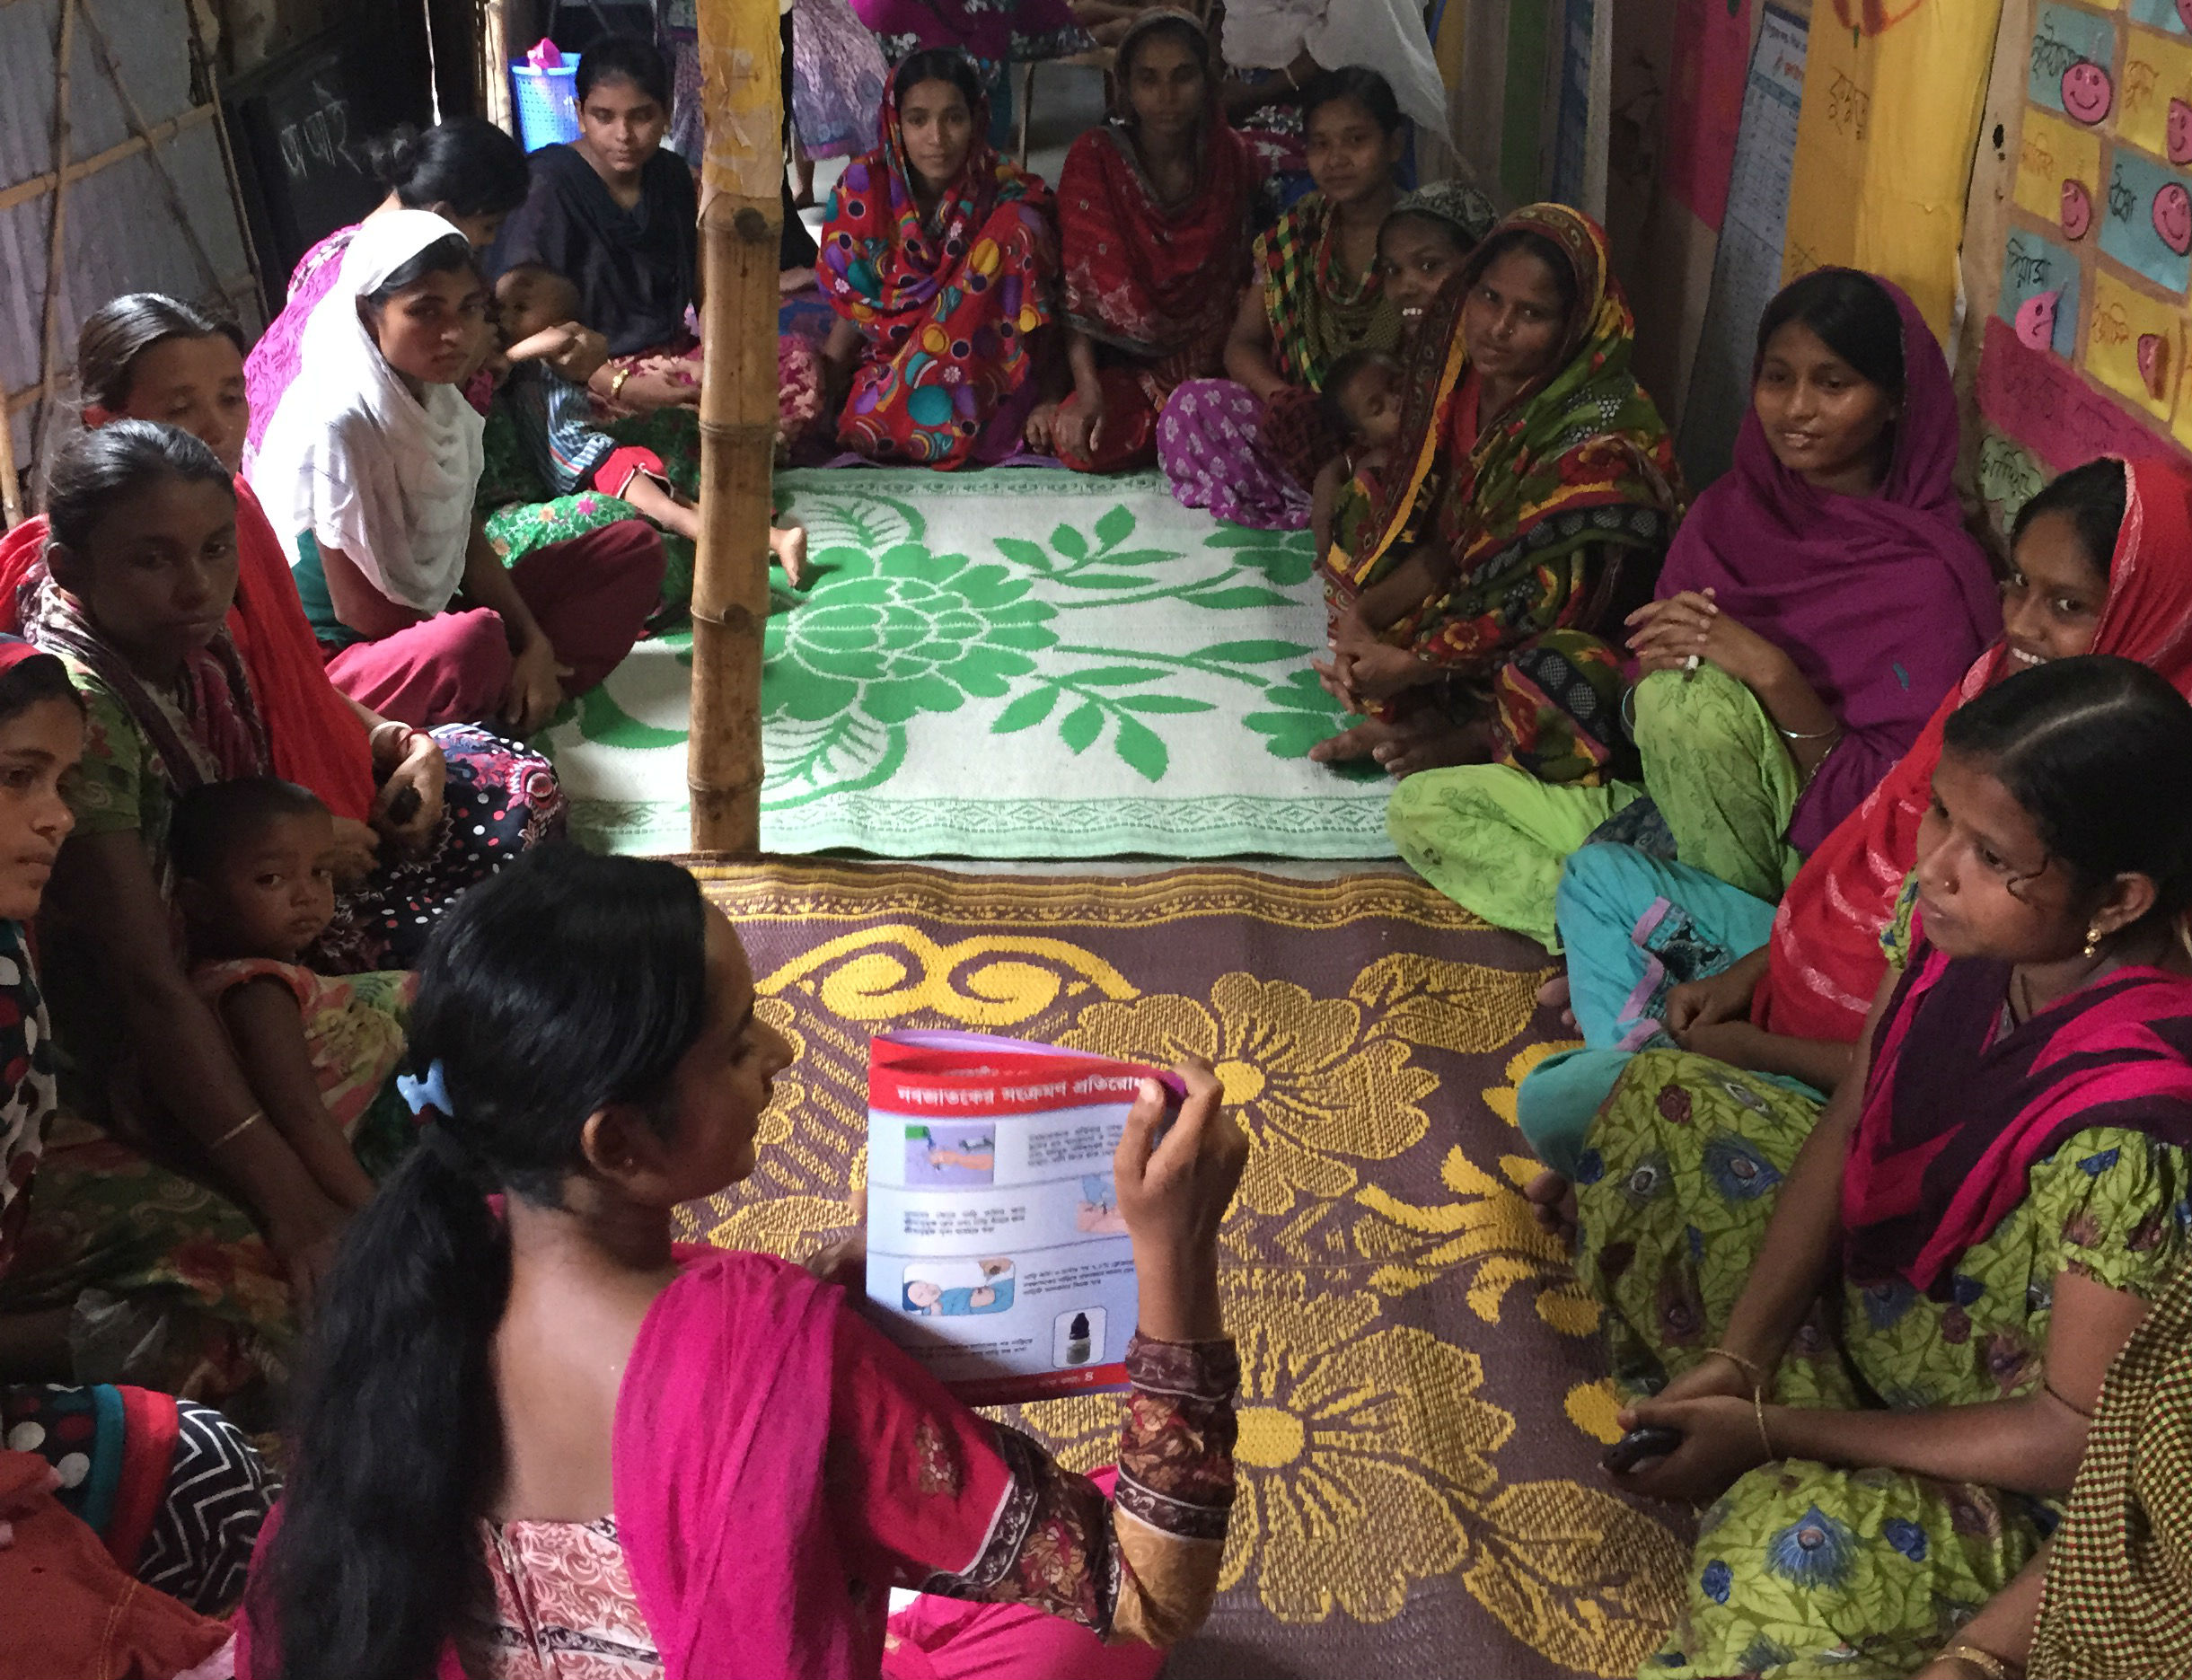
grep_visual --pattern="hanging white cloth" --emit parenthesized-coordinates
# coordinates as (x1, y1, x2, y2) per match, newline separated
(1221, 0, 1451, 141)
(250, 208, 487, 617)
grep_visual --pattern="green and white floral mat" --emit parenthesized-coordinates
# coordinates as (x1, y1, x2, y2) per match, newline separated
(544, 468, 1399, 858)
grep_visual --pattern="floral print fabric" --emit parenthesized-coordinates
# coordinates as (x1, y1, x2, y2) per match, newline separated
(1575, 1048, 2192, 1676)
(819, 63, 1059, 468)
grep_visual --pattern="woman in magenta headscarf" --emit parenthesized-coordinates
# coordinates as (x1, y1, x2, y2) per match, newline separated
(1387, 268, 2000, 949)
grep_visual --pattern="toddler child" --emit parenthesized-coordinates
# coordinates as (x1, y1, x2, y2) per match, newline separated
(494, 264, 809, 588)
(1316, 348, 1457, 692)
(174, 778, 418, 1207)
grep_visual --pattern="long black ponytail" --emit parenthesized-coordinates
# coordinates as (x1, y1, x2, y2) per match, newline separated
(258, 846, 712, 1680)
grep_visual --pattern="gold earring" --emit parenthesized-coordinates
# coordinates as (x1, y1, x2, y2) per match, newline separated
(2084, 923, 2105, 959)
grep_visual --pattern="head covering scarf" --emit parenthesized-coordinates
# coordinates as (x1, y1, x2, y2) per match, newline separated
(819, 58, 1058, 465)
(1662, 272, 2000, 851)
(1386, 180, 1499, 250)
(1057, 11, 1265, 383)
(247, 209, 487, 617)
(0, 638, 66, 1276)
(1840, 927, 2192, 1293)
(1757, 453, 2192, 1044)
(0, 484, 375, 824)
(1254, 186, 1401, 390)
(2029, 1256, 2192, 1678)
(1342, 206, 1679, 655)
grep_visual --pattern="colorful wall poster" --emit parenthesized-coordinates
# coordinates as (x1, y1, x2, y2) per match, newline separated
(1780, 0, 2007, 340)
(1998, 228, 2082, 359)
(1978, 0, 2192, 505)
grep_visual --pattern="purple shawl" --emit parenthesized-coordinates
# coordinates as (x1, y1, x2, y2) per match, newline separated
(1659, 272, 1999, 854)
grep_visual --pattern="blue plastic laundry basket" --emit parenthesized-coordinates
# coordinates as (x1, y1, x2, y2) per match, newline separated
(511, 62, 581, 149)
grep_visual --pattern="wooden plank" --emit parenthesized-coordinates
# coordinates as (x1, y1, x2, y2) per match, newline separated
(0, 104, 215, 215)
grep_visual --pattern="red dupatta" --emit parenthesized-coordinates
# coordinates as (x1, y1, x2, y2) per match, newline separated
(0, 477, 375, 821)
(1058, 12, 1263, 384)
(1756, 453, 2192, 1042)
(1843, 934, 2192, 1292)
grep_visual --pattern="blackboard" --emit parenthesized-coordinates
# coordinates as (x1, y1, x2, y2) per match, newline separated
(224, 18, 435, 301)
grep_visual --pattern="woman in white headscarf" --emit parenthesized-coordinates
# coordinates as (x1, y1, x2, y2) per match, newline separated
(1219, 0, 1450, 139)
(250, 210, 665, 734)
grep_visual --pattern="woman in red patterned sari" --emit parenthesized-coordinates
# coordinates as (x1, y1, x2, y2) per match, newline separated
(1027, 9, 1267, 473)
(817, 50, 1060, 469)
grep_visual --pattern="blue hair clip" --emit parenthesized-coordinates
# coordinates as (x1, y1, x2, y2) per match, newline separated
(397, 1059, 452, 1118)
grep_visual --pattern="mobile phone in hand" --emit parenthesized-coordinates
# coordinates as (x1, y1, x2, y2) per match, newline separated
(1602, 1425, 1683, 1474)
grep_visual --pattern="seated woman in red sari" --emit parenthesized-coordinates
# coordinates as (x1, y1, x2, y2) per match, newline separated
(240, 848, 1246, 1680)
(817, 50, 1060, 469)
(1027, 9, 1267, 474)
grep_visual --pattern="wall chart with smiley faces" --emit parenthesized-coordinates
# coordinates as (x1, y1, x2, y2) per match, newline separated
(1981, 1, 2192, 518)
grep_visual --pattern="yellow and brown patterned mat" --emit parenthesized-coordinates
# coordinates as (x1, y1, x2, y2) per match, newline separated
(680, 861, 1688, 1677)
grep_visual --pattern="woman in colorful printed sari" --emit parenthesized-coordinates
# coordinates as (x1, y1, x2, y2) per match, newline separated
(0, 640, 278, 1644)
(1387, 270, 1997, 949)
(0, 295, 564, 973)
(241, 119, 552, 476)
(240, 848, 1246, 1680)
(1309, 204, 1679, 778)
(20, 425, 446, 1366)
(1027, 10, 1269, 474)
(1579, 654, 2192, 1679)
(818, 50, 1060, 468)
(1516, 456, 2192, 1193)
(850, 0, 1092, 143)
(1157, 66, 1407, 529)
(251, 214, 665, 734)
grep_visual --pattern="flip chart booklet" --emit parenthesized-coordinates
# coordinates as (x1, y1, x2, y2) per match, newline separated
(865, 1031, 1181, 1405)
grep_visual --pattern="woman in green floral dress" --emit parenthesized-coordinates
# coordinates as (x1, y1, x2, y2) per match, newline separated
(1575, 655, 2192, 1680)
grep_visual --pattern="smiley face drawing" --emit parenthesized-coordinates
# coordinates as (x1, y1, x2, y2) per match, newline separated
(2180, 0, 2192, 34)
(2155, 181, 2192, 255)
(2062, 178, 2095, 241)
(2172, 100, 2192, 167)
(2013, 290, 2061, 354)
(2061, 61, 2114, 127)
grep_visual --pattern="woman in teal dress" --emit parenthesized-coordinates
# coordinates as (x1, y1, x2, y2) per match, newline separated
(1578, 655, 2192, 1678)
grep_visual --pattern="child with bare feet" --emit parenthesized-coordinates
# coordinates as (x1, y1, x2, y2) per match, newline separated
(496, 265, 809, 587)
(176, 779, 419, 1209)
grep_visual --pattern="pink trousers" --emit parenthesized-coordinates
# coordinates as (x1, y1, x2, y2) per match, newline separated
(324, 520, 665, 727)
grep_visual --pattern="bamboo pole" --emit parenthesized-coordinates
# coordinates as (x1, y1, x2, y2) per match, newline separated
(480, 0, 515, 136)
(0, 379, 21, 529)
(79, 2, 227, 298)
(184, 0, 266, 322)
(688, 0, 783, 855)
(34, 0, 78, 496)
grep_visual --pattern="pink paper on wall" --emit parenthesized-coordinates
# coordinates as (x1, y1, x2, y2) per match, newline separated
(1977, 315, 2170, 473)
(1663, 0, 1755, 230)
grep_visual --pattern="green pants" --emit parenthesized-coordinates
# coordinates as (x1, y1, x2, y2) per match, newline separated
(1387, 664, 1803, 949)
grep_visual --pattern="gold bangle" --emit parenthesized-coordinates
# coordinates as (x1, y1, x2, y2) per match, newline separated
(1939, 1642, 2018, 1680)
(1707, 1344, 1769, 1391)
(608, 365, 633, 400)
(1753, 1390, 1774, 1460)
(209, 1110, 265, 1151)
